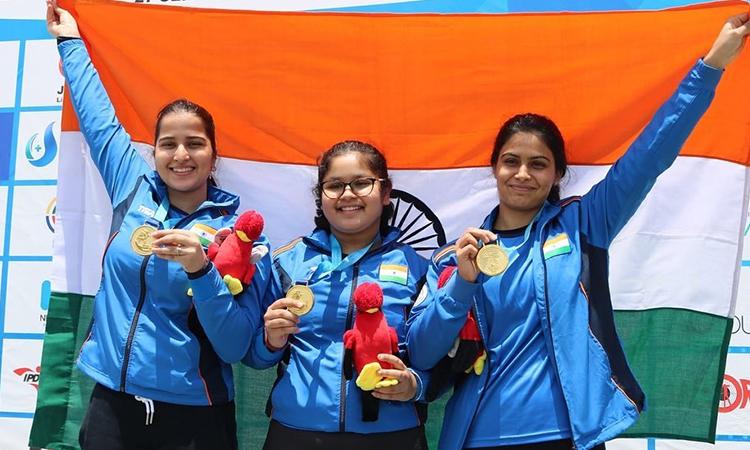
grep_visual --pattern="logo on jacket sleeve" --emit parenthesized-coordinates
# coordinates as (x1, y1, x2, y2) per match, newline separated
(543, 233, 571, 259)
(379, 264, 408, 285)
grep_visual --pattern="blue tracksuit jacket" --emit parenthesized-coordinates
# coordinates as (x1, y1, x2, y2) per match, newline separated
(407, 59, 722, 450)
(59, 38, 272, 406)
(245, 227, 430, 433)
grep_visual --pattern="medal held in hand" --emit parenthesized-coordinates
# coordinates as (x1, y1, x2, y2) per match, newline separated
(130, 225, 157, 256)
(476, 242, 509, 276)
(287, 284, 315, 316)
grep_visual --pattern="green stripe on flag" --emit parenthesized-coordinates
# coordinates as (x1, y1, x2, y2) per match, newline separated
(615, 308, 732, 442)
(543, 245, 571, 259)
(30, 294, 449, 450)
(29, 292, 95, 450)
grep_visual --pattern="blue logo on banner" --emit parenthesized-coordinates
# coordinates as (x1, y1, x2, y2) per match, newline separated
(25, 122, 58, 167)
(0, 112, 13, 181)
(40, 280, 51, 311)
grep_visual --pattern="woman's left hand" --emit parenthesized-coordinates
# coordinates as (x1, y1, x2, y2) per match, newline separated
(372, 354, 418, 402)
(151, 229, 208, 273)
(704, 12, 750, 69)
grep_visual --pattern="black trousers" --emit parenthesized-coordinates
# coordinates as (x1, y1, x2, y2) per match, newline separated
(466, 439, 606, 450)
(79, 383, 238, 450)
(263, 419, 428, 450)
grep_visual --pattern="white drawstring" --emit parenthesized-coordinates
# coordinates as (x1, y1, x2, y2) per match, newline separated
(134, 396, 155, 425)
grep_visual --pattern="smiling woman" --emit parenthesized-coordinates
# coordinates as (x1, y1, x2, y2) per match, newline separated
(153, 105, 217, 213)
(245, 140, 431, 450)
(406, 12, 750, 450)
(44, 2, 272, 450)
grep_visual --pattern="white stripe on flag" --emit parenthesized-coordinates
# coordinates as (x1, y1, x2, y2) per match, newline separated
(54, 132, 748, 321)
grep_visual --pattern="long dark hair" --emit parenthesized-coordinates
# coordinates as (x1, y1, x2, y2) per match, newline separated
(313, 140, 394, 234)
(490, 113, 567, 202)
(155, 99, 218, 186)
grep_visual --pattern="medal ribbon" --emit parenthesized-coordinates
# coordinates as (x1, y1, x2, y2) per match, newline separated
(317, 233, 376, 275)
(146, 195, 180, 229)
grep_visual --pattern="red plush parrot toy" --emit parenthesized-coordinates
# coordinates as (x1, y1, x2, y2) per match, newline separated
(424, 265, 486, 402)
(343, 282, 399, 421)
(206, 210, 264, 295)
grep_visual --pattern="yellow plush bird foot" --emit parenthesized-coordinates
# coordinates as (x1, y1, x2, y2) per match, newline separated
(374, 378, 399, 389)
(187, 288, 193, 297)
(223, 274, 244, 295)
(473, 351, 487, 375)
(356, 362, 384, 391)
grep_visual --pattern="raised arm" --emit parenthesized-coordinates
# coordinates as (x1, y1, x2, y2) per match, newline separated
(580, 13, 749, 248)
(47, 1, 149, 206)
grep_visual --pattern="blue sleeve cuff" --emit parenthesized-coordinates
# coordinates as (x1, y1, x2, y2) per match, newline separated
(443, 273, 479, 312)
(694, 58, 723, 89)
(57, 36, 85, 54)
(251, 329, 286, 366)
(186, 260, 213, 280)
(189, 264, 228, 302)
(409, 368, 426, 402)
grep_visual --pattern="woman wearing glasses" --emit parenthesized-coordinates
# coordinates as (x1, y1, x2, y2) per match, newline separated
(245, 140, 429, 450)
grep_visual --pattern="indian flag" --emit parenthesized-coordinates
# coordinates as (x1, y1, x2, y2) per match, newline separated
(190, 223, 218, 247)
(30, 0, 750, 449)
(379, 264, 409, 285)
(543, 234, 572, 260)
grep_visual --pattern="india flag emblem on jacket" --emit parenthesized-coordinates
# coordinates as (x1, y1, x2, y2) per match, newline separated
(543, 233, 571, 259)
(379, 264, 408, 285)
(190, 223, 218, 247)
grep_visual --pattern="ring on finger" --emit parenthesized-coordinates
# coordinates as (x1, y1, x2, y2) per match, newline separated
(176, 246, 182, 256)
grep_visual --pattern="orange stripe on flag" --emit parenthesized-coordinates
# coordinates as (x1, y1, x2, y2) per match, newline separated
(61, 0, 750, 167)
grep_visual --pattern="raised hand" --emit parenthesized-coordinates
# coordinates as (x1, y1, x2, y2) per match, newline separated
(704, 12, 750, 69)
(263, 298, 302, 350)
(151, 229, 208, 273)
(455, 227, 497, 283)
(46, 1, 80, 39)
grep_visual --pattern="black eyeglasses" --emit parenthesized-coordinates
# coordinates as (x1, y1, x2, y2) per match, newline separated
(320, 177, 385, 199)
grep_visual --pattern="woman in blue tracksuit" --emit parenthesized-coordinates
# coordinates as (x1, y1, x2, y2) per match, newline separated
(406, 13, 750, 450)
(244, 140, 430, 449)
(47, 4, 271, 449)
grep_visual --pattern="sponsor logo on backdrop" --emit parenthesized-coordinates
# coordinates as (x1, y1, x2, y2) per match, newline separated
(57, 59, 64, 103)
(45, 197, 57, 233)
(25, 122, 58, 168)
(733, 315, 749, 335)
(719, 374, 750, 413)
(13, 366, 41, 391)
(40, 279, 51, 324)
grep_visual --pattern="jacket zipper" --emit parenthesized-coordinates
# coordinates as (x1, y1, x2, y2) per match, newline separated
(120, 254, 151, 391)
(540, 242, 577, 450)
(339, 264, 360, 432)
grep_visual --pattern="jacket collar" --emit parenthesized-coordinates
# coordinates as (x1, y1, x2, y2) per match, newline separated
(145, 171, 239, 215)
(480, 202, 562, 232)
(304, 226, 402, 255)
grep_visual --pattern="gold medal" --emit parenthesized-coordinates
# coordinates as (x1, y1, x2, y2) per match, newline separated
(130, 225, 157, 256)
(286, 285, 315, 316)
(476, 243, 509, 276)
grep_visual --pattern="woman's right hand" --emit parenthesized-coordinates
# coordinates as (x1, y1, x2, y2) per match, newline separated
(46, 1, 80, 39)
(263, 298, 303, 351)
(455, 227, 497, 283)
